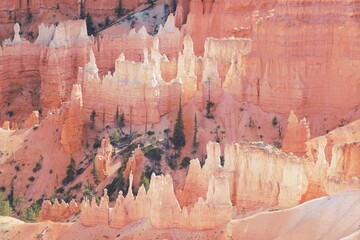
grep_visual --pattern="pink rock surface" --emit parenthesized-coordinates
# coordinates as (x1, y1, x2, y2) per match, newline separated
(282, 111, 311, 156)
(23, 111, 40, 128)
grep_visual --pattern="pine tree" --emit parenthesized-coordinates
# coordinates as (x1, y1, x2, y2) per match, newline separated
(86, 12, 95, 36)
(114, 106, 125, 134)
(172, 98, 186, 150)
(62, 157, 76, 185)
(90, 110, 96, 130)
(192, 114, 198, 149)
(116, 0, 122, 17)
(79, 0, 86, 19)
(92, 161, 99, 185)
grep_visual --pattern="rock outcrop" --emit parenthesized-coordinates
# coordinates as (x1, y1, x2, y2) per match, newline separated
(282, 111, 311, 156)
(94, 137, 113, 180)
(177, 142, 310, 213)
(80, 171, 232, 230)
(60, 84, 85, 154)
(38, 199, 79, 222)
(23, 111, 40, 128)
(123, 145, 146, 190)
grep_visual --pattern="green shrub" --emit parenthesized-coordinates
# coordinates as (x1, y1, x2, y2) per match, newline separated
(145, 148, 162, 163)
(6, 111, 14, 117)
(180, 156, 191, 168)
(28, 176, 35, 182)
(21, 200, 41, 222)
(139, 172, 150, 192)
(32, 162, 41, 173)
(93, 135, 101, 149)
(147, 131, 155, 136)
(76, 168, 85, 176)
(109, 129, 121, 146)
(0, 193, 11, 216)
(272, 116, 278, 127)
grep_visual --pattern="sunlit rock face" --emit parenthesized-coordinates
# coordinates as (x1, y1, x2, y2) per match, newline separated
(60, 84, 85, 155)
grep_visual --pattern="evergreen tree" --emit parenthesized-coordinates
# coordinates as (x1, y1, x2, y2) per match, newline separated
(8, 179, 14, 209)
(172, 98, 186, 150)
(192, 114, 198, 149)
(79, 0, 86, 19)
(116, 0, 122, 17)
(90, 110, 96, 130)
(92, 161, 99, 185)
(86, 12, 95, 36)
(62, 157, 76, 185)
(114, 106, 125, 133)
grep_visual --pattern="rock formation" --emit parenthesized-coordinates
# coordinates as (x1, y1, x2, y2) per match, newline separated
(81, 171, 232, 230)
(123, 145, 146, 190)
(23, 111, 39, 128)
(282, 111, 311, 156)
(38, 199, 79, 222)
(94, 137, 113, 180)
(177, 142, 310, 213)
(60, 84, 85, 154)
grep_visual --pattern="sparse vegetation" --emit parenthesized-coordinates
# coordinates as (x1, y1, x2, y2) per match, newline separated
(0, 192, 12, 216)
(6, 111, 14, 117)
(147, 131, 155, 136)
(248, 117, 255, 128)
(109, 129, 121, 146)
(90, 110, 96, 130)
(26, 11, 33, 22)
(105, 16, 110, 26)
(32, 162, 41, 173)
(116, 0, 122, 17)
(21, 200, 41, 222)
(83, 181, 97, 201)
(180, 156, 191, 168)
(206, 101, 215, 119)
(139, 172, 150, 192)
(92, 161, 99, 185)
(28, 176, 35, 182)
(86, 12, 95, 36)
(115, 106, 125, 134)
(93, 135, 101, 149)
(272, 116, 278, 127)
(192, 114, 198, 150)
(79, 0, 86, 19)
(62, 157, 76, 185)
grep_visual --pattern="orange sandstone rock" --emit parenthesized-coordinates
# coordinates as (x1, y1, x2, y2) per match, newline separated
(60, 84, 85, 155)
(94, 137, 113, 180)
(282, 111, 311, 156)
(38, 199, 79, 222)
(123, 145, 146, 190)
(23, 111, 40, 128)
